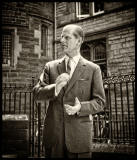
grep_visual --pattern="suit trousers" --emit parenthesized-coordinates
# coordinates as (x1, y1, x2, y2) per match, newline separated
(44, 131, 92, 158)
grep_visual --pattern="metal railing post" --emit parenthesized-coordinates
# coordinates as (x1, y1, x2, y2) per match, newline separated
(37, 102, 41, 157)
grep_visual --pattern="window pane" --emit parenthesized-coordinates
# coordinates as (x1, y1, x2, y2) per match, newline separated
(80, 2, 89, 15)
(94, 44, 106, 60)
(2, 33, 12, 65)
(94, 1, 104, 13)
(92, 39, 107, 77)
(41, 25, 48, 56)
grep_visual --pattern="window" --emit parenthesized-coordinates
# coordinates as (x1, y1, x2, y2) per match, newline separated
(81, 38, 108, 109)
(92, 1, 104, 16)
(81, 43, 90, 60)
(2, 29, 14, 67)
(76, 2, 104, 19)
(92, 39, 107, 78)
(41, 24, 48, 56)
(76, 2, 90, 19)
(81, 39, 107, 78)
(93, 43, 106, 62)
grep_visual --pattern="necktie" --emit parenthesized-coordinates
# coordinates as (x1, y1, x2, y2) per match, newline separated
(66, 58, 71, 74)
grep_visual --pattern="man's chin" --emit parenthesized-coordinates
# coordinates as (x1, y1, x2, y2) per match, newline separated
(62, 49, 73, 56)
(63, 50, 69, 54)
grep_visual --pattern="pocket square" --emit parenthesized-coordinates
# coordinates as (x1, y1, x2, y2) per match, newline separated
(78, 78, 89, 81)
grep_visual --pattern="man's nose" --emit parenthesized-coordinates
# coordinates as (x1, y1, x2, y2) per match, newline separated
(60, 37, 65, 44)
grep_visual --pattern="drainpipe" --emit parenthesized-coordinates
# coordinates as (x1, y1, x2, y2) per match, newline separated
(54, 2, 57, 60)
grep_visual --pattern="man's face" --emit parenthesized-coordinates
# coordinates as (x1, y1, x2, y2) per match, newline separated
(60, 28, 80, 57)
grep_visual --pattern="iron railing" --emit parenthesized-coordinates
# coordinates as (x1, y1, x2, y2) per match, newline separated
(101, 74, 135, 144)
(2, 74, 135, 157)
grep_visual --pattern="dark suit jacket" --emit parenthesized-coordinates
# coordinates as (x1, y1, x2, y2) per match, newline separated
(33, 56, 105, 153)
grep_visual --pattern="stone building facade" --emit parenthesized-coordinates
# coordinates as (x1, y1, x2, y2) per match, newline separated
(2, 2, 135, 84)
(55, 2, 135, 77)
(2, 2, 55, 114)
(2, 2, 54, 85)
(55, 2, 135, 131)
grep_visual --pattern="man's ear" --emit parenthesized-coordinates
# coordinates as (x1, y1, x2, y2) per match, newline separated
(77, 37, 82, 46)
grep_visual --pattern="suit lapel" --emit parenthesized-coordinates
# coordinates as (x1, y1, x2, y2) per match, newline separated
(57, 57, 66, 75)
(65, 56, 86, 95)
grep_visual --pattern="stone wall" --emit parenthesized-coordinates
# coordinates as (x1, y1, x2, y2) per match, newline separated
(2, 2, 54, 85)
(107, 26, 135, 76)
(55, 2, 135, 76)
(2, 114, 29, 158)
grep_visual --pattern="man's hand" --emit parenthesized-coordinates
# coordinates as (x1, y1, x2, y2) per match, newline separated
(64, 97, 81, 115)
(55, 73, 70, 95)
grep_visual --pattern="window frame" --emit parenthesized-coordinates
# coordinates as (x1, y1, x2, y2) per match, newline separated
(2, 29, 15, 67)
(92, 39, 107, 78)
(76, 2, 104, 20)
(76, 2, 90, 19)
(93, 42, 106, 62)
(81, 38, 107, 78)
(41, 24, 48, 57)
(92, 2, 104, 16)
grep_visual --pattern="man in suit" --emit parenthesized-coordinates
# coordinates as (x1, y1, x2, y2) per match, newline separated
(33, 24, 105, 158)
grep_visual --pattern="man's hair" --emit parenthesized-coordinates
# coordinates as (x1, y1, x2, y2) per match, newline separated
(63, 24, 84, 42)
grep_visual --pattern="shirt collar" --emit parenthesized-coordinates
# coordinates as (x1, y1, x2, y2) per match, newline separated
(64, 54, 81, 65)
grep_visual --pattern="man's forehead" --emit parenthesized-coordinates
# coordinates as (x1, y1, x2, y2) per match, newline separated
(61, 28, 74, 36)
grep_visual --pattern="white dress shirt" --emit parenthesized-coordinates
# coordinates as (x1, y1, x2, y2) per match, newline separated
(55, 54, 82, 115)
(64, 54, 81, 78)
(55, 54, 81, 96)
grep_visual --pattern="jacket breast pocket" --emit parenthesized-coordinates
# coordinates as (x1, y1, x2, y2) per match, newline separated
(77, 78, 90, 90)
(78, 78, 89, 81)
(73, 78, 91, 100)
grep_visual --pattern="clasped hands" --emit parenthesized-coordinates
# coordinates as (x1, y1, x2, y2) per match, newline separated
(64, 97, 81, 115)
(55, 73, 81, 115)
(55, 73, 70, 95)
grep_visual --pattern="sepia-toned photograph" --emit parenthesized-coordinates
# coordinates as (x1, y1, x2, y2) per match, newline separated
(1, 1, 135, 159)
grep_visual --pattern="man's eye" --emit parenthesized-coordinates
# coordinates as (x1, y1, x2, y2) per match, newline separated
(66, 36, 70, 40)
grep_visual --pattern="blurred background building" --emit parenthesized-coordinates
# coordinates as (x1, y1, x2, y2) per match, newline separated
(2, 2, 135, 83)
(2, 2, 54, 85)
